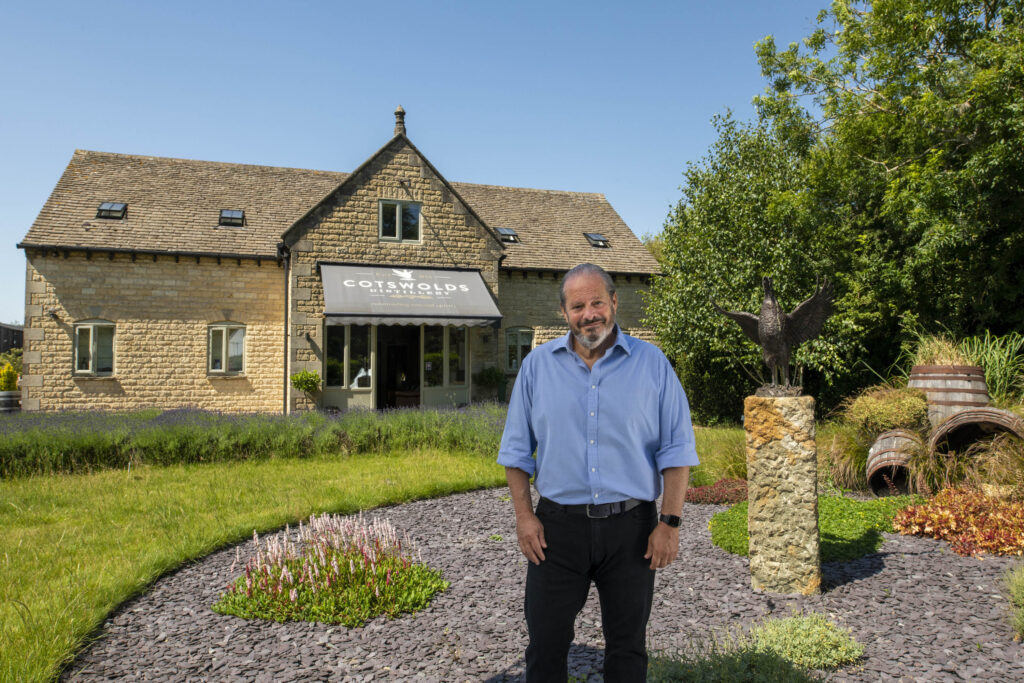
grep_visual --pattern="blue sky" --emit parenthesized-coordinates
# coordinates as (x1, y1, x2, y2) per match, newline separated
(0, 0, 827, 326)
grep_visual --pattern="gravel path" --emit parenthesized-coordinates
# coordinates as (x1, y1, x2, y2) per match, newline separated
(64, 488, 1024, 682)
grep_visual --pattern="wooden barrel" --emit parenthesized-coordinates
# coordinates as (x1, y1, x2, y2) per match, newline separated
(908, 365, 989, 428)
(867, 429, 921, 497)
(0, 390, 20, 414)
(927, 407, 1024, 455)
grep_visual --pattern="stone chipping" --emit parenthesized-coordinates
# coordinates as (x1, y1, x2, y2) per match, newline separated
(63, 488, 1024, 682)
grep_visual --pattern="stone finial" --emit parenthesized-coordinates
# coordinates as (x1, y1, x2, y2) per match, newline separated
(394, 105, 406, 136)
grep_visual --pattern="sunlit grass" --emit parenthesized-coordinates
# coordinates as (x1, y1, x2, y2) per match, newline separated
(0, 450, 504, 683)
(692, 426, 746, 487)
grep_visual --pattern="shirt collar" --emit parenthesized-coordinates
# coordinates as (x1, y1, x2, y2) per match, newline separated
(554, 325, 632, 356)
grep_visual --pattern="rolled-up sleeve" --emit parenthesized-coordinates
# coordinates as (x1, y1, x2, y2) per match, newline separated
(653, 355, 700, 472)
(497, 359, 538, 475)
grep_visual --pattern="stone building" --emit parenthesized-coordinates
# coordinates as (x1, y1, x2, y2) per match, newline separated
(17, 109, 660, 413)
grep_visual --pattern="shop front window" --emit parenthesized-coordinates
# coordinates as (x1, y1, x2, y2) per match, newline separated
(423, 326, 444, 387)
(423, 325, 469, 387)
(324, 324, 372, 389)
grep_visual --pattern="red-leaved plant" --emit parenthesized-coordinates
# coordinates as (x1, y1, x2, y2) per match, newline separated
(893, 488, 1024, 557)
(686, 478, 748, 505)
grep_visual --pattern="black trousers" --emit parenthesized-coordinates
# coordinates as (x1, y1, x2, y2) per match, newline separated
(524, 498, 657, 683)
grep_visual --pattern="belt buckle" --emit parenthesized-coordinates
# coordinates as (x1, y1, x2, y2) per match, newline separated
(586, 503, 610, 519)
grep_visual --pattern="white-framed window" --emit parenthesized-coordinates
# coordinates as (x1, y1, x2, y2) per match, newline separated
(506, 327, 534, 372)
(74, 320, 115, 376)
(209, 323, 245, 374)
(324, 324, 372, 389)
(424, 325, 468, 388)
(379, 200, 421, 242)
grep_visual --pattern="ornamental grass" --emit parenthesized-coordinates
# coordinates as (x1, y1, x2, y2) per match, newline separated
(0, 403, 507, 478)
(213, 512, 448, 627)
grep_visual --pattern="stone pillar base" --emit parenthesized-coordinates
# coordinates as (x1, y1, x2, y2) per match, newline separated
(745, 395, 821, 595)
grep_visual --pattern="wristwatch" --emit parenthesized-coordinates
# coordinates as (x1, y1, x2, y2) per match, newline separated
(659, 513, 681, 528)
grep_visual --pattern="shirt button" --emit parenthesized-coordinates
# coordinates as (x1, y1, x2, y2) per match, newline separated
(591, 384, 596, 389)
(594, 493, 599, 499)
(591, 467, 596, 472)
(590, 411, 595, 416)
(589, 439, 595, 444)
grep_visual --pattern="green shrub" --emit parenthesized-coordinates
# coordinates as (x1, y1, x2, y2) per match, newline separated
(1006, 564, 1024, 640)
(290, 370, 321, 394)
(748, 613, 864, 670)
(842, 385, 928, 439)
(0, 363, 17, 391)
(0, 347, 21, 376)
(213, 512, 447, 627)
(710, 495, 923, 562)
(648, 643, 818, 682)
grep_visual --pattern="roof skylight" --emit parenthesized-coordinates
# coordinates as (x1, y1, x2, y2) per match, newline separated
(584, 232, 609, 248)
(96, 202, 127, 219)
(219, 209, 245, 227)
(497, 227, 520, 243)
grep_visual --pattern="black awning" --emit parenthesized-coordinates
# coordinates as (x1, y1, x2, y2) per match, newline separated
(321, 265, 502, 327)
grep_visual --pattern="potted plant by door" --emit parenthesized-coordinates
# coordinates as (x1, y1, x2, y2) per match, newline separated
(473, 366, 508, 402)
(290, 370, 322, 410)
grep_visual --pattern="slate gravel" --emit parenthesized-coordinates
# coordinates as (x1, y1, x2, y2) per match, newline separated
(63, 488, 1024, 682)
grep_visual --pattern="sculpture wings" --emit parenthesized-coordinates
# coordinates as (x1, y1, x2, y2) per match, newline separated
(711, 276, 834, 388)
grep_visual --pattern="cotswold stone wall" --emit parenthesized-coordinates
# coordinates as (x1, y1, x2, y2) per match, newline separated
(488, 271, 656, 399)
(21, 253, 286, 412)
(744, 395, 821, 595)
(497, 270, 656, 359)
(285, 139, 504, 411)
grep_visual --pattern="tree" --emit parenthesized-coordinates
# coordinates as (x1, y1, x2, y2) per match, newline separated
(648, 0, 1024, 422)
(756, 0, 1024, 334)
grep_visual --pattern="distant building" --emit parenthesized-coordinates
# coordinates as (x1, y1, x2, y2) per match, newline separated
(0, 323, 23, 355)
(17, 108, 660, 413)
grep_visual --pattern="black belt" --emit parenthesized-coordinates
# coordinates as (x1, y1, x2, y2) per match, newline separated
(539, 497, 649, 519)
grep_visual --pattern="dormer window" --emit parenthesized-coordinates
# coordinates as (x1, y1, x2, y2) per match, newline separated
(584, 232, 610, 248)
(219, 209, 245, 227)
(497, 227, 520, 243)
(96, 202, 127, 219)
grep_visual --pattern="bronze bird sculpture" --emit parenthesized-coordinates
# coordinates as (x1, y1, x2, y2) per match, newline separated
(712, 277, 834, 387)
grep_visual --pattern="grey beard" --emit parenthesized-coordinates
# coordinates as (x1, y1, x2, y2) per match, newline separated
(573, 324, 612, 350)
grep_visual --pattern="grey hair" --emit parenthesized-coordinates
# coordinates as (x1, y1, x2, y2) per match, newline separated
(559, 263, 616, 308)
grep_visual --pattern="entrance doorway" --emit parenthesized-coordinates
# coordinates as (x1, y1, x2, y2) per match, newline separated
(376, 325, 420, 409)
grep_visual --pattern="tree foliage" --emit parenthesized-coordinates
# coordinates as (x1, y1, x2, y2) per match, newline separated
(647, 0, 1024, 423)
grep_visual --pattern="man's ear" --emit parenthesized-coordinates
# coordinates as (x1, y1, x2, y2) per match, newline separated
(559, 306, 568, 324)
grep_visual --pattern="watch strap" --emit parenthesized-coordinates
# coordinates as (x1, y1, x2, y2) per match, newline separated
(659, 513, 681, 528)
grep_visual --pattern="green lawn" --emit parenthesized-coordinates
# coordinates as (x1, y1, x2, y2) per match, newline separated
(0, 450, 505, 683)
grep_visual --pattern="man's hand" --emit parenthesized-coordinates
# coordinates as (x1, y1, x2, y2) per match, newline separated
(644, 522, 679, 570)
(515, 511, 547, 564)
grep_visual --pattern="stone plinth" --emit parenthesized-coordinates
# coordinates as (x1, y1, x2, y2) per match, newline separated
(745, 395, 821, 595)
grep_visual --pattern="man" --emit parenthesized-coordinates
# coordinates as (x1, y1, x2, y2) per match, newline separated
(497, 262, 699, 683)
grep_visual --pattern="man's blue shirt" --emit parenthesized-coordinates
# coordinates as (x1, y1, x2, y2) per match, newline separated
(497, 327, 700, 505)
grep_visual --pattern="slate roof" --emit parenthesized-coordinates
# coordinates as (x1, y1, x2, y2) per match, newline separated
(21, 149, 660, 275)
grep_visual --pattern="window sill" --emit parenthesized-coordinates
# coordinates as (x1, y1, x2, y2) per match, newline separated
(207, 373, 247, 379)
(72, 374, 116, 380)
